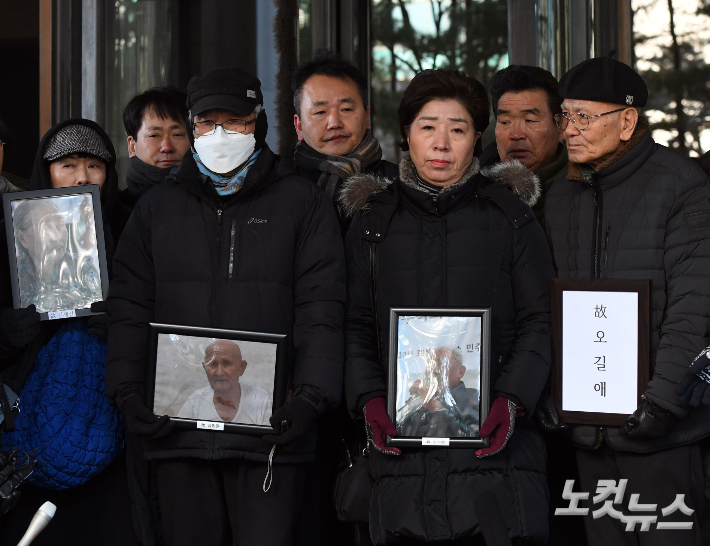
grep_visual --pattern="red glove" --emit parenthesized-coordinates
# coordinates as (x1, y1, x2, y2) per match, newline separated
(363, 397, 401, 455)
(476, 397, 521, 458)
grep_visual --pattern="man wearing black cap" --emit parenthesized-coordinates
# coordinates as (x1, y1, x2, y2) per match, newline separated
(105, 67, 346, 546)
(544, 55, 710, 545)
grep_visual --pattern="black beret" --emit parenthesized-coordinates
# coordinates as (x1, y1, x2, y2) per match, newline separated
(559, 55, 648, 107)
(187, 67, 263, 116)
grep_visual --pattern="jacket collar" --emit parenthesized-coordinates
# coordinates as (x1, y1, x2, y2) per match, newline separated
(173, 143, 280, 205)
(566, 117, 653, 188)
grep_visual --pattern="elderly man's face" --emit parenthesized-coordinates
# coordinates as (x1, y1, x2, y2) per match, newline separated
(294, 75, 370, 157)
(17, 210, 68, 276)
(202, 340, 247, 395)
(561, 99, 637, 169)
(495, 89, 563, 172)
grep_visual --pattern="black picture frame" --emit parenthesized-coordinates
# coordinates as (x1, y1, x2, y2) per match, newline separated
(386, 308, 491, 448)
(551, 278, 651, 426)
(145, 323, 289, 436)
(2, 186, 109, 320)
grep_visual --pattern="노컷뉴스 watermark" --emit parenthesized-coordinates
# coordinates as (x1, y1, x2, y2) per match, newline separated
(555, 480, 694, 531)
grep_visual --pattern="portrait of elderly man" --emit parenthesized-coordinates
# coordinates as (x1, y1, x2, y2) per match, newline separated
(178, 340, 271, 426)
(480, 65, 566, 220)
(397, 347, 479, 438)
(545, 54, 710, 546)
(13, 197, 102, 313)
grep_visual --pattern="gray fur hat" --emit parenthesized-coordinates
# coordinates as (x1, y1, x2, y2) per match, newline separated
(43, 124, 112, 162)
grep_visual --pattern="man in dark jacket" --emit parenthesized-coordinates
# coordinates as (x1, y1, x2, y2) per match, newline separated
(112, 87, 190, 243)
(292, 49, 398, 231)
(545, 55, 710, 545)
(480, 65, 567, 221)
(105, 67, 346, 546)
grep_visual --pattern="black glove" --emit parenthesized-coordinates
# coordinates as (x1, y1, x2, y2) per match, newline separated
(0, 306, 41, 350)
(677, 346, 710, 407)
(262, 396, 318, 446)
(534, 393, 569, 433)
(87, 301, 109, 339)
(119, 391, 175, 438)
(619, 398, 676, 439)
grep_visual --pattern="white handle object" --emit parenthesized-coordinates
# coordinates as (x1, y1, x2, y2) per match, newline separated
(17, 501, 56, 546)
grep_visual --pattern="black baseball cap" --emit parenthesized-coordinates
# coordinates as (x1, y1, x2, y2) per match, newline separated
(187, 67, 263, 117)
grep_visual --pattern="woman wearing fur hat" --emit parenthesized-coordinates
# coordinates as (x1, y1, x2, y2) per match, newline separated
(341, 69, 554, 545)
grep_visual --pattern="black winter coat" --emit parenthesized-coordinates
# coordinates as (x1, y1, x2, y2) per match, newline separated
(105, 145, 346, 464)
(296, 158, 399, 233)
(545, 119, 710, 452)
(341, 157, 554, 544)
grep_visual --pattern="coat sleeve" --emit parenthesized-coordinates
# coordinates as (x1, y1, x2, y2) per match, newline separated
(290, 187, 346, 412)
(343, 214, 387, 419)
(493, 218, 555, 413)
(105, 200, 156, 405)
(645, 168, 710, 417)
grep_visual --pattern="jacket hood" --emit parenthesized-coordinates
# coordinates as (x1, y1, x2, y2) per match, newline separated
(30, 118, 119, 225)
(338, 155, 540, 216)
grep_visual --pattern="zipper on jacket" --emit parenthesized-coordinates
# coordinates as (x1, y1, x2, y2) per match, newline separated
(591, 180, 603, 279)
(603, 225, 610, 273)
(217, 208, 223, 225)
(369, 242, 383, 362)
(211, 208, 223, 326)
(228, 219, 236, 279)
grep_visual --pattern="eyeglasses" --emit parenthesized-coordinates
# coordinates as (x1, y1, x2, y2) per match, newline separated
(554, 108, 627, 131)
(193, 119, 256, 137)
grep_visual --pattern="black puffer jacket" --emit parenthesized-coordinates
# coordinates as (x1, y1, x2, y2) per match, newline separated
(342, 157, 554, 544)
(105, 145, 346, 464)
(545, 118, 710, 452)
(296, 158, 399, 232)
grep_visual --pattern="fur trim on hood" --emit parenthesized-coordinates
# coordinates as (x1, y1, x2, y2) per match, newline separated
(338, 154, 538, 217)
(338, 173, 393, 218)
(480, 159, 541, 207)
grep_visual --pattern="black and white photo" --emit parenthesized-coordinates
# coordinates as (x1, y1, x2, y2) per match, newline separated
(147, 324, 288, 434)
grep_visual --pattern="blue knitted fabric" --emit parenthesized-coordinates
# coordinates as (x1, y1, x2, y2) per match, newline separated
(3, 320, 124, 489)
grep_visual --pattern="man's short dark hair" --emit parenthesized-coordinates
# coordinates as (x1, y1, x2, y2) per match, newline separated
(291, 49, 368, 116)
(122, 86, 189, 139)
(489, 65, 562, 117)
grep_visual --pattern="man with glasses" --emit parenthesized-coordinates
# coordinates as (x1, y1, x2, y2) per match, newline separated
(544, 55, 710, 546)
(106, 66, 346, 546)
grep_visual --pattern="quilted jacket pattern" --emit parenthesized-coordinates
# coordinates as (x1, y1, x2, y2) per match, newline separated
(4, 320, 123, 489)
(545, 121, 710, 452)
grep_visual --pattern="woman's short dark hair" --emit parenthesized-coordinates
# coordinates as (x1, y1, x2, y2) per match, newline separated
(398, 70, 490, 152)
(122, 86, 188, 139)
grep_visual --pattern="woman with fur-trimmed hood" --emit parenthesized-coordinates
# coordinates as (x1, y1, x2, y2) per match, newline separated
(342, 69, 555, 545)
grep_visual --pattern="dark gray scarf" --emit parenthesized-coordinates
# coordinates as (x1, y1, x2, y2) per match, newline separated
(293, 130, 382, 200)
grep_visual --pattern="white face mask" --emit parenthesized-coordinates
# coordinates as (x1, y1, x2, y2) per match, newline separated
(193, 127, 256, 175)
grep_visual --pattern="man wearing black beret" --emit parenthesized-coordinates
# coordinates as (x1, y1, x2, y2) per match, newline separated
(544, 54, 710, 545)
(105, 66, 346, 545)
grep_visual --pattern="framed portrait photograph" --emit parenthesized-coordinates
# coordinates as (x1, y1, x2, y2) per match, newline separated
(146, 323, 289, 435)
(2, 186, 109, 320)
(551, 278, 650, 426)
(386, 308, 491, 448)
